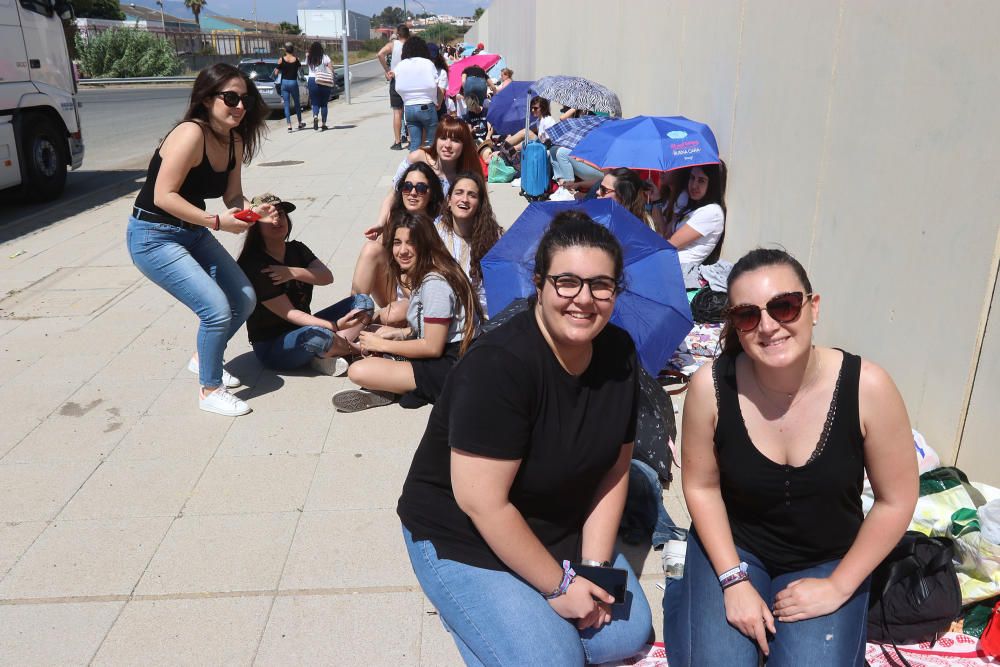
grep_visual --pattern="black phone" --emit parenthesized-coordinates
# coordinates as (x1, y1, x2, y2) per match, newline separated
(570, 563, 628, 605)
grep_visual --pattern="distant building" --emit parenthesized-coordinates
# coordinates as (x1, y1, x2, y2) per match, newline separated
(118, 4, 198, 31)
(296, 9, 371, 39)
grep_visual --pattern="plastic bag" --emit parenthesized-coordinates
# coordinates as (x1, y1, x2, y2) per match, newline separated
(488, 154, 516, 183)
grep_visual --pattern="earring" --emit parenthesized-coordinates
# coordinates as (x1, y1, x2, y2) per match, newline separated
(812, 320, 817, 325)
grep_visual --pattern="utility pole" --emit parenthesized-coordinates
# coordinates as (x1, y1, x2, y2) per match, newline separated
(341, 0, 351, 104)
(252, 0, 259, 33)
(156, 0, 165, 31)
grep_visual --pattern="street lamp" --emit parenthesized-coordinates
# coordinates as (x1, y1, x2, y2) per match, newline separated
(155, 0, 165, 31)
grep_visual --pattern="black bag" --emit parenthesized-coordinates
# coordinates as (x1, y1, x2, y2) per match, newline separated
(633, 367, 676, 485)
(690, 287, 728, 324)
(866, 531, 962, 664)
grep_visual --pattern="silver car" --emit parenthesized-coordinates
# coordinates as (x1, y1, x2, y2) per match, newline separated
(239, 59, 345, 118)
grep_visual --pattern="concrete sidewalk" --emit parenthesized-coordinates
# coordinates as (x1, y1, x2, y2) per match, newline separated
(0, 84, 687, 665)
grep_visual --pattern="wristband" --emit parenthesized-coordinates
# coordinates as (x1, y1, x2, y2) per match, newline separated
(213, 214, 220, 231)
(580, 559, 611, 568)
(719, 562, 750, 590)
(543, 560, 576, 600)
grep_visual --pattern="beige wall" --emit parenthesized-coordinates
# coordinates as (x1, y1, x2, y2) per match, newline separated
(473, 0, 1000, 483)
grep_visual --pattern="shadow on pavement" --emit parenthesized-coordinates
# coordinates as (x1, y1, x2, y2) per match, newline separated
(1, 169, 147, 244)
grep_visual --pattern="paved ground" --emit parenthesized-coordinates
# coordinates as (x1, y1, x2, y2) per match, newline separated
(0, 83, 689, 665)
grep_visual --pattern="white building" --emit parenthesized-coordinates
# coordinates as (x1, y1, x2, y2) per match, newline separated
(296, 9, 371, 39)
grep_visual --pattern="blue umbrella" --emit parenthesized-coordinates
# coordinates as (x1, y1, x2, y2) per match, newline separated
(486, 80, 536, 135)
(481, 198, 693, 375)
(571, 115, 720, 172)
(486, 55, 507, 80)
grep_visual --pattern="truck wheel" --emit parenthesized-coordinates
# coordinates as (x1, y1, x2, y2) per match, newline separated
(19, 115, 67, 201)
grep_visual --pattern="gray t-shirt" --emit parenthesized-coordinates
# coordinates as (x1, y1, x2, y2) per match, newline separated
(406, 272, 476, 343)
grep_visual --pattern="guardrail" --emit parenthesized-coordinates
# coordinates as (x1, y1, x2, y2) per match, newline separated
(79, 76, 195, 85)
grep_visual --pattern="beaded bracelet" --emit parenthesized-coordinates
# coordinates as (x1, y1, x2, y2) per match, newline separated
(543, 560, 576, 600)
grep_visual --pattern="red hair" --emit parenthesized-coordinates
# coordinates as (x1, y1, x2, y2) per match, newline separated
(425, 116, 480, 175)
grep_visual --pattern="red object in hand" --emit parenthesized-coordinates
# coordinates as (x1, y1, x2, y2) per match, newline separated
(233, 209, 261, 222)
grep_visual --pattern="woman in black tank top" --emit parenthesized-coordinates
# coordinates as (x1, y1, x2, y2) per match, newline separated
(126, 63, 272, 417)
(664, 249, 917, 666)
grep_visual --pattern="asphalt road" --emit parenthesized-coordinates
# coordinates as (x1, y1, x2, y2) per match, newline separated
(3, 59, 385, 230)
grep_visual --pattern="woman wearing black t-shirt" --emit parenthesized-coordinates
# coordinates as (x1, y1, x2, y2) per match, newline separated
(236, 194, 371, 375)
(666, 249, 917, 665)
(273, 43, 306, 133)
(397, 212, 652, 665)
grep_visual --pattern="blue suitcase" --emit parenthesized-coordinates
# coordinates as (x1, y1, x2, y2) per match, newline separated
(520, 140, 551, 198)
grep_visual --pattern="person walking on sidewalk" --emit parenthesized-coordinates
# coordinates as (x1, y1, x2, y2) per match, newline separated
(378, 24, 409, 150)
(273, 42, 306, 133)
(237, 194, 371, 376)
(392, 36, 442, 151)
(305, 41, 333, 131)
(128, 63, 273, 416)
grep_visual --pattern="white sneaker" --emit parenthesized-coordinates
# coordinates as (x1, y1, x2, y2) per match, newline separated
(310, 356, 349, 376)
(549, 186, 576, 202)
(511, 178, 521, 188)
(199, 387, 251, 416)
(188, 357, 240, 388)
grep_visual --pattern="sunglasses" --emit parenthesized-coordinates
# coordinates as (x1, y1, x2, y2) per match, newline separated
(546, 273, 619, 301)
(401, 181, 430, 195)
(726, 292, 813, 332)
(216, 91, 255, 109)
(597, 184, 614, 197)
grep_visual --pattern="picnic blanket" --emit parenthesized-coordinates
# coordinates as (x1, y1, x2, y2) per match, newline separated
(599, 636, 997, 666)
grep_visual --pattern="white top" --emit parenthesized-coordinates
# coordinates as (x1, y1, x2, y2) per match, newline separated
(390, 38, 404, 73)
(306, 55, 331, 78)
(393, 58, 440, 106)
(537, 115, 557, 142)
(434, 215, 488, 313)
(670, 202, 725, 265)
(436, 67, 448, 93)
(447, 95, 467, 117)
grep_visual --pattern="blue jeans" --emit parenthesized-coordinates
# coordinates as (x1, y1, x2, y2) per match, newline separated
(463, 76, 488, 104)
(251, 295, 371, 370)
(307, 78, 330, 123)
(403, 525, 653, 666)
(280, 78, 302, 125)
(126, 216, 255, 387)
(404, 104, 438, 150)
(663, 530, 870, 666)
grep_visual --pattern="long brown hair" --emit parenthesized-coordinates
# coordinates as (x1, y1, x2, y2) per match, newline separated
(665, 160, 728, 263)
(424, 116, 480, 175)
(182, 63, 268, 164)
(438, 171, 503, 284)
(606, 167, 653, 226)
(387, 212, 481, 355)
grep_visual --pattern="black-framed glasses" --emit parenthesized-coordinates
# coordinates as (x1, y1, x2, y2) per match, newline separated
(726, 292, 813, 332)
(546, 273, 619, 301)
(401, 181, 430, 195)
(216, 91, 255, 109)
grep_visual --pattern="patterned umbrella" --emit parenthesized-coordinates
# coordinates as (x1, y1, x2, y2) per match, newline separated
(547, 115, 620, 150)
(531, 75, 623, 117)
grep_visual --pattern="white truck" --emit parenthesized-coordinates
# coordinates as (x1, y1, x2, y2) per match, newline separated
(0, 0, 83, 201)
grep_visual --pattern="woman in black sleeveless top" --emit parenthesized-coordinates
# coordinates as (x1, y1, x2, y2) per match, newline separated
(127, 63, 271, 417)
(664, 249, 917, 666)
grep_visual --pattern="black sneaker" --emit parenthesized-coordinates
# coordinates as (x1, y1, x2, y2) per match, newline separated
(332, 389, 397, 413)
(389, 142, 404, 150)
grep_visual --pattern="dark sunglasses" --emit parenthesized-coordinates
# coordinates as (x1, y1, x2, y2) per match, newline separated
(216, 91, 255, 109)
(546, 273, 619, 301)
(726, 292, 813, 332)
(401, 181, 430, 195)
(597, 184, 615, 197)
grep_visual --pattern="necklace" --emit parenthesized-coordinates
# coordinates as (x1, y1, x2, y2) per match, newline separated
(750, 348, 822, 419)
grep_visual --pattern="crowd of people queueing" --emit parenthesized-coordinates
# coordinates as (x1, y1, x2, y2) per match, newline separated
(126, 60, 918, 666)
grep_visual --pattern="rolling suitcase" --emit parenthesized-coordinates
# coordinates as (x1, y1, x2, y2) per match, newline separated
(520, 140, 550, 199)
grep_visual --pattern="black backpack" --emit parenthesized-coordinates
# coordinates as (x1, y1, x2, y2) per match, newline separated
(866, 531, 962, 665)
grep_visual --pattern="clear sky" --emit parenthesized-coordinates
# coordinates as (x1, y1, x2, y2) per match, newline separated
(203, 0, 491, 23)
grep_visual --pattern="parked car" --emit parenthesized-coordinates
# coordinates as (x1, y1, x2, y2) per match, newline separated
(238, 59, 345, 117)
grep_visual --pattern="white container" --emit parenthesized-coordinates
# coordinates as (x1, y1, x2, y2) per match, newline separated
(662, 539, 687, 578)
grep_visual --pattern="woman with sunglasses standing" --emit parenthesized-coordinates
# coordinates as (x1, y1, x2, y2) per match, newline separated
(128, 63, 272, 416)
(396, 211, 652, 664)
(333, 211, 480, 413)
(664, 248, 917, 665)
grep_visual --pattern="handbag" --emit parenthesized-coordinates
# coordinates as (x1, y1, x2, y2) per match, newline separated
(314, 67, 334, 88)
(866, 531, 962, 666)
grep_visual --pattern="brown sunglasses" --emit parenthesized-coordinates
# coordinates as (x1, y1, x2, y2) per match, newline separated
(726, 292, 813, 332)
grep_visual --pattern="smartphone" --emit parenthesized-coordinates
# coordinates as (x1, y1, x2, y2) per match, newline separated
(233, 209, 261, 222)
(570, 563, 628, 605)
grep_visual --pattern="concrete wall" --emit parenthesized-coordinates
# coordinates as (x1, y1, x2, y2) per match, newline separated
(472, 0, 1000, 483)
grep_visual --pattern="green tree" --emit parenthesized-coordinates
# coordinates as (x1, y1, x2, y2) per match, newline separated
(473, 7, 485, 21)
(74, 0, 125, 20)
(278, 21, 301, 35)
(421, 22, 461, 44)
(184, 0, 206, 28)
(74, 28, 182, 77)
(374, 6, 405, 27)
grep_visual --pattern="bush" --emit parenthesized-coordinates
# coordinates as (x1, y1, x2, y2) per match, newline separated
(362, 38, 386, 52)
(75, 28, 182, 78)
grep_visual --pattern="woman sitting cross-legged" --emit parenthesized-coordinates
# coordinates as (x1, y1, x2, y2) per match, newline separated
(664, 248, 917, 666)
(333, 212, 481, 412)
(237, 194, 371, 376)
(351, 162, 446, 312)
(397, 211, 653, 665)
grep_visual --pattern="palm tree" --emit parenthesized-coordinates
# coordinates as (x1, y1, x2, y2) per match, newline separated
(185, 0, 206, 28)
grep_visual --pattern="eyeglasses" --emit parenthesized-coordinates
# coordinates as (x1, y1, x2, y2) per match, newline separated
(597, 184, 615, 197)
(216, 91, 255, 109)
(546, 273, 619, 301)
(726, 292, 813, 332)
(401, 181, 430, 195)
